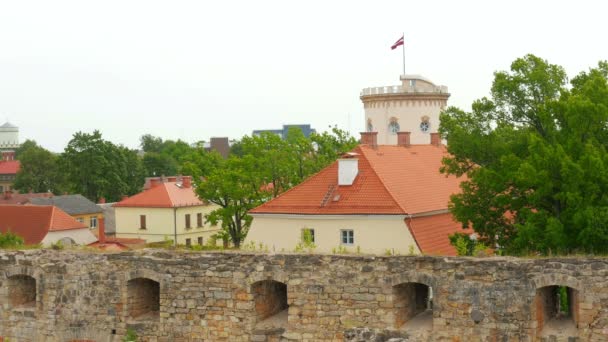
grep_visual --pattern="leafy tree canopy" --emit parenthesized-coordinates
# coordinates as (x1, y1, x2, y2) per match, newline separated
(13, 141, 67, 194)
(62, 130, 145, 202)
(440, 54, 608, 255)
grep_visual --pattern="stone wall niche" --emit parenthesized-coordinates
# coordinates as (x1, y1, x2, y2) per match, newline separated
(127, 277, 160, 321)
(535, 285, 579, 339)
(251, 280, 288, 330)
(393, 282, 432, 331)
(7, 275, 36, 308)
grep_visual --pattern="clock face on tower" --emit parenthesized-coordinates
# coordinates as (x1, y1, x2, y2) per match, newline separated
(420, 121, 430, 133)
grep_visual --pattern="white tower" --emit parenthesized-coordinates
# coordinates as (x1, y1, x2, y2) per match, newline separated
(360, 75, 449, 145)
(0, 122, 19, 160)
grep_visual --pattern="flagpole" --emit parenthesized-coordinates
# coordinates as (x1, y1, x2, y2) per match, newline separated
(402, 32, 405, 76)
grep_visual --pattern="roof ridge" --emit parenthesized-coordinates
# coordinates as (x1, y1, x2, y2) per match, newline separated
(358, 146, 409, 214)
(164, 182, 177, 207)
(48, 206, 55, 230)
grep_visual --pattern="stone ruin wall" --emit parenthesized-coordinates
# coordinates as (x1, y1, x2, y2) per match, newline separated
(0, 250, 607, 341)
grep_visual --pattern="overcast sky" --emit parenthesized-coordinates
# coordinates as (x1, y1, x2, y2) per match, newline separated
(1, 0, 606, 151)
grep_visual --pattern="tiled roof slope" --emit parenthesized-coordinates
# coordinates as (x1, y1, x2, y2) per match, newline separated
(251, 145, 464, 215)
(30, 194, 102, 215)
(360, 145, 463, 214)
(0, 205, 87, 244)
(408, 213, 472, 256)
(250, 148, 403, 214)
(0, 160, 20, 174)
(114, 182, 204, 208)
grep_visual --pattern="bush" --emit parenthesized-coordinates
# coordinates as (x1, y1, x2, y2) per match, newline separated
(449, 233, 489, 256)
(0, 231, 24, 249)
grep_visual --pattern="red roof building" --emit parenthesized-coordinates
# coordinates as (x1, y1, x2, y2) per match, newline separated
(246, 133, 471, 256)
(0, 205, 97, 246)
(113, 176, 221, 245)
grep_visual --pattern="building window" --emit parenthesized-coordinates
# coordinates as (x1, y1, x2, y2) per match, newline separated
(341, 230, 354, 245)
(90, 216, 98, 228)
(197, 213, 203, 228)
(76, 217, 84, 224)
(185, 214, 191, 229)
(198, 237, 203, 245)
(185, 238, 191, 247)
(140, 215, 146, 230)
(366, 119, 373, 132)
(301, 228, 315, 243)
(389, 118, 400, 134)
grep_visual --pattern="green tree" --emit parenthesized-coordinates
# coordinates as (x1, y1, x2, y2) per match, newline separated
(440, 55, 608, 255)
(13, 141, 66, 193)
(196, 156, 265, 248)
(143, 152, 178, 177)
(62, 131, 144, 202)
(140, 134, 164, 153)
(240, 132, 295, 198)
(15, 139, 40, 158)
(310, 126, 359, 171)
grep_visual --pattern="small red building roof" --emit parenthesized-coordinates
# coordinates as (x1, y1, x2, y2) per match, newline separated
(0, 160, 20, 175)
(114, 181, 204, 208)
(0, 205, 88, 244)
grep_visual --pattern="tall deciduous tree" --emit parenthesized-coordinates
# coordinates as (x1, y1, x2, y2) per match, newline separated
(13, 141, 66, 193)
(440, 55, 608, 255)
(62, 131, 144, 202)
(196, 156, 265, 248)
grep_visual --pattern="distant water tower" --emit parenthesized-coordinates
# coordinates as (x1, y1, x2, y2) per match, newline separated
(0, 122, 19, 160)
(360, 75, 450, 145)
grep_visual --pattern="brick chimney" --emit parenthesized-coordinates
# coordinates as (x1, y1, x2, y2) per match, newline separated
(360, 132, 378, 147)
(98, 217, 106, 244)
(430, 133, 441, 146)
(98, 197, 106, 204)
(397, 132, 411, 147)
(182, 176, 192, 188)
(149, 178, 161, 188)
(167, 176, 177, 183)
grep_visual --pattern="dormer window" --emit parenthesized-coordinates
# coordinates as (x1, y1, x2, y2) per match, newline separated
(389, 118, 400, 135)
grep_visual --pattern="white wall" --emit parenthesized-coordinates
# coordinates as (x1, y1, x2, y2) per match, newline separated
(245, 214, 420, 255)
(115, 205, 221, 245)
(41, 228, 97, 246)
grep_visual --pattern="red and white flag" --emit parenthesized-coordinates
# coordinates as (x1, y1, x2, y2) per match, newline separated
(391, 35, 404, 50)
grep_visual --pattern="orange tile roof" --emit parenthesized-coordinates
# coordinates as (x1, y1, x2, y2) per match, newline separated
(407, 213, 472, 256)
(250, 148, 403, 215)
(251, 144, 464, 215)
(0, 160, 20, 174)
(0, 205, 88, 244)
(114, 182, 204, 208)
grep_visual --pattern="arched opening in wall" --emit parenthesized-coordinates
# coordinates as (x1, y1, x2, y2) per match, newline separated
(127, 278, 160, 321)
(393, 282, 433, 331)
(535, 285, 578, 338)
(7, 275, 36, 308)
(252, 280, 288, 330)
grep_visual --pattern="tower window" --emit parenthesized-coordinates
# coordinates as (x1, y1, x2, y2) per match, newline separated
(389, 120, 400, 134)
